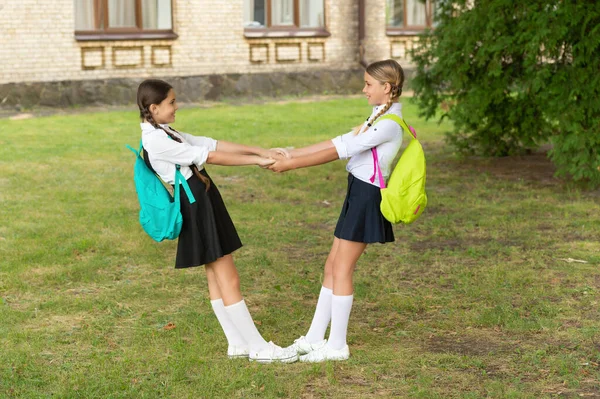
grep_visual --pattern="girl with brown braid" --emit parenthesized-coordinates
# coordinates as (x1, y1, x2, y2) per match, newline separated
(137, 79, 298, 363)
(268, 59, 405, 362)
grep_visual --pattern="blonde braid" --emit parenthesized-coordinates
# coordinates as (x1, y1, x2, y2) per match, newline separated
(369, 99, 393, 126)
(354, 99, 393, 135)
(143, 107, 211, 191)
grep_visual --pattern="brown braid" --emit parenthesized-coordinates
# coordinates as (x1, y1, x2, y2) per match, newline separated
(142, 107, 211, 191)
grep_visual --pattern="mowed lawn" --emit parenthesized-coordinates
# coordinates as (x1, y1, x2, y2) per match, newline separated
(1, 97, 599, 398)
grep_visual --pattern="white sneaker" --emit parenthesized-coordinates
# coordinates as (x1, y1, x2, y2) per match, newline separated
(249, 341, 298, 364)
(285, 336, 327, 355)
(299, 344, 350, 363)
(227, 345, 249, 359)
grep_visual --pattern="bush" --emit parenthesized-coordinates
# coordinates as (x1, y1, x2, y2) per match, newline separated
(411, 0, 600, 186)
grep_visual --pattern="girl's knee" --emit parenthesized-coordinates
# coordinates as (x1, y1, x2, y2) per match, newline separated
(218, 268, 240, 287)
(331, 261, 355, 280)
(228, 273, 241, 291)
(324, 259, 334, 275)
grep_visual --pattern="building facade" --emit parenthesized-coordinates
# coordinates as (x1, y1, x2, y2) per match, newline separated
(0, 0, 435, 108)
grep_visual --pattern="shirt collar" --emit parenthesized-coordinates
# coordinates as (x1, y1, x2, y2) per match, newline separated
(141, 122, 170, 133)
(372, 102, 401, 114)
(369, 102, 402, 121)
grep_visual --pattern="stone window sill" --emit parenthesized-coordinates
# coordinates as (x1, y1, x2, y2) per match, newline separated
(75, 32, 178, 41)
(244, 28, 330, 39)
(386, 28, 427, 36)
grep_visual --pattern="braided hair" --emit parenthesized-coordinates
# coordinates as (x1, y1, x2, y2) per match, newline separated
(137, 79, 211, 191)
(355, 59, 405, 135)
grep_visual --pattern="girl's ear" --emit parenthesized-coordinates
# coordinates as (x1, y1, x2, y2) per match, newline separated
(383, 82, 392, 95)
(149, 103, 159, 116)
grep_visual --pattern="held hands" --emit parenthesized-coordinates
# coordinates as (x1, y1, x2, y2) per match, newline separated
(257, 156, 276, 168)
(266, 147, 294, 173)
(267, 159, 293, 173)
(252, 147, 289, 169)
(258, 147, 292, 173)
(267, 147, 292, 160)
(254, 147, 294, 172)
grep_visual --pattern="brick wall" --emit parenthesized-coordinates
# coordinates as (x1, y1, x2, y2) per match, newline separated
(363, 0, 416, 69)
(0, 0, 419, 106)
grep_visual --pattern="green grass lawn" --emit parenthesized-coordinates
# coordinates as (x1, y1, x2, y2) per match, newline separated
(1, 98, 599, 398)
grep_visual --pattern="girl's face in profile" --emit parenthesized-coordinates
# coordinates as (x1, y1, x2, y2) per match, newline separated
(151, 89, 178, 124)
(362, 72, 390, 106)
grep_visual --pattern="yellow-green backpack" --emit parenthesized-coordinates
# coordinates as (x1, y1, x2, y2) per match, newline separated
(370, 114, 427, 224)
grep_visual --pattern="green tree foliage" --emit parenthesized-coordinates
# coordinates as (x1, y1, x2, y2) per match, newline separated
(411, 0, 600, 185)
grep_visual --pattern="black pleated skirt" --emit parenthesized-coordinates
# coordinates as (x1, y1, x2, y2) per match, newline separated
(175, 169, 242, 268)
(334, 173, 395, 244)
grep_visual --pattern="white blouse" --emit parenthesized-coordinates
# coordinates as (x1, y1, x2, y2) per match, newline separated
(331, 102, 403, 186)
(140, 123, 218, 184)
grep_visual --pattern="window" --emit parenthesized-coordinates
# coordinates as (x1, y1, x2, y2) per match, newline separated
(386, 0, 436, 34)
(74, 0, 176, 40)
(244, 0, 328, 37)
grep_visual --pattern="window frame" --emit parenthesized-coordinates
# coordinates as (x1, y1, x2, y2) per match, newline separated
(386, 0, 436, 36)
(75, 0, 177, 42)
(244, 0, 329, 38)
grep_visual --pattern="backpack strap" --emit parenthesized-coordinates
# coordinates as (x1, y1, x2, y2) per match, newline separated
(175, 166, 196, 204)
(369, 113, 417, 189)
(127, 141, 196, 204)
(375, 114, 417, 139)
(126, 144, 140, 157)
(370, 147, 386, 189)
(126, 140, 144, 158)
(162, 132, 196, 204)
(173, 165, 182, 204)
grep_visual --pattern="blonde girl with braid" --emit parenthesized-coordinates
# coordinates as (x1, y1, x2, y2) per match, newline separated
(137, 79, 298, 363)
(269, 59, 405, 362)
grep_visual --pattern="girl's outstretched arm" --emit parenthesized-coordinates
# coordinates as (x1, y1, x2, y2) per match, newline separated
(287, 140, 335, 158)
(206, 151, 274, 167)
(177, 131, 283, 158)
(269, 147, 339, 173)
(216, 141, 285, 159)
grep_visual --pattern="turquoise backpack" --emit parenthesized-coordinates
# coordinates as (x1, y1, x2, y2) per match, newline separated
(126, 142, 196, 242)
(370, 114, 427, 224)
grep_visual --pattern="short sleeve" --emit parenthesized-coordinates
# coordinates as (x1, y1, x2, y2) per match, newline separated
(331, 119, 400, 159)
(179, 131, 218, 151)
(143, 131, 211, 167)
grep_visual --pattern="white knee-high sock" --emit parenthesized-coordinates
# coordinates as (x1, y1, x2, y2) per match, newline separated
(224, 299, 269, 351)
(304, 286, 333, 343)
(327, 294, 354, 350)
(210, 299, 247, 347)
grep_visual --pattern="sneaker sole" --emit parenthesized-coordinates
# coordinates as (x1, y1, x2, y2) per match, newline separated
(299, 355, 349, 363)
(295, 345, 327, 356)
(249, 355, 299, 364)
(228, 354, 249, 359)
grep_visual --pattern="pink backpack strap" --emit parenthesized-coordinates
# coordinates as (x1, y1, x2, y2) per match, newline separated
(370, 147, 386, 189)
(369, 114, 416, 189)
